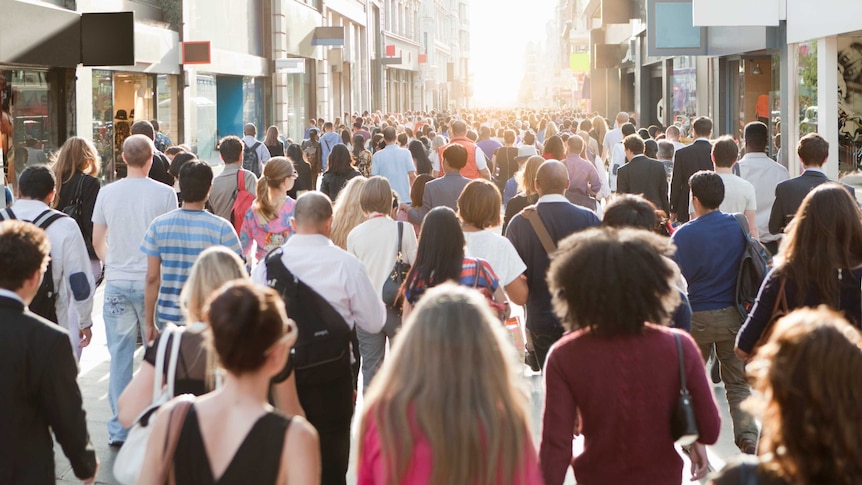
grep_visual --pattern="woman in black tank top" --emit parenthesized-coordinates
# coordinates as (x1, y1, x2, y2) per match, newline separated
(139, 282, 320, 484)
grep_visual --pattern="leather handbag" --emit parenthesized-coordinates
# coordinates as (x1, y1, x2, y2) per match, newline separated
(61, 174, 85, 223)
(113, 326, 184, 485)
(671, 332, 699, 446)
(381, 222, 410, 308)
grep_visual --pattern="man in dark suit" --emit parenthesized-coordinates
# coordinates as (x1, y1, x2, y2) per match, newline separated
(0, 220, 97, 484)
(419, 143, 471, 219)
(617, 133, 670, 214)
(769, 133, 856, 235)
(670, 116, 714, 223)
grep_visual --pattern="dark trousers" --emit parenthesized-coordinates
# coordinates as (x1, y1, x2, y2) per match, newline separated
(297, 371, 355, 485)
(528, 327, 564, 371)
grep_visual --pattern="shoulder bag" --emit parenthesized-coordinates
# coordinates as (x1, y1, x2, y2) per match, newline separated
(381, 222, 411, 309)
(61, 174, 85, 224)
(671, 332, 699, 446)
(114, 325, 185, 485)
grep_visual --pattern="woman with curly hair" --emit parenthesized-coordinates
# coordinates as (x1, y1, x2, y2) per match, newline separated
(736, 183, 862, 360)
(710, 307, 862, 485)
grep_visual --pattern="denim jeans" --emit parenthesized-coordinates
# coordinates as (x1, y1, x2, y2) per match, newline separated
(691, 306, 759, 446)
(103, 279, 147, 443)
(357, 306, 402, 391)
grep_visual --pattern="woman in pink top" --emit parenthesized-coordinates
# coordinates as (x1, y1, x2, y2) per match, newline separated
(240, 157, 298, 264)
(358, 283, 542, 485)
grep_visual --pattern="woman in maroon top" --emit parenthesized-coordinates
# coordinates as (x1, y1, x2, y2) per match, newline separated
(540, 227, 721, 485)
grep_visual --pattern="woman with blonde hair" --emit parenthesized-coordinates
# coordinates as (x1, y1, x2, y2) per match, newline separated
(591, 115, 609, 147)
(357, 283, 541, 485)
(544, 121, 559, 140)
(117, 246, 248, 427)
(52, 136, 102, 354)
(140, 281, 319, 484)
(264, 125, 285, 157)
(330, 176, 368, 249)
(710, 307, 862, 485)
(240, 156, 297, 264)
(502, 155, 544, 234)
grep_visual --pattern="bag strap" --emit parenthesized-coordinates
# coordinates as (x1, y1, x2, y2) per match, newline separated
(71, 174, 85, 204)
(0, 208, 15, 221)
(159, 395, 195, 485)
(471, 258, 480, 289)
(522, 206, 557, 255)
(165, 326, 184, 398)
(32, 209, 66, 230)
(395, 222, 403, 262)
(674, 333, 691, 396)
(733, 213, 750, 239)
(151, 326, 173, 404)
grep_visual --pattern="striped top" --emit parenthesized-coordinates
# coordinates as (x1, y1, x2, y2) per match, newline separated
(141, 209, 243, 325)
(404, 257, 499, 304)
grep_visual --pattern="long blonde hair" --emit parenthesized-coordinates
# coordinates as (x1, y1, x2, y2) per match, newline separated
(330, 176, 368, 249)
(359, 283, 532, 485)
(515, 155, 545, 196)
(52, 136, 100, 207)
(544, 121, 559, 140)
(254, 157, 294, 222)
(592, 115, 609, 146)
(181, 246, 249, 323)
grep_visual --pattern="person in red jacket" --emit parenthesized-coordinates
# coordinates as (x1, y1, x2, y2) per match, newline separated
(540, 227, 721, 485)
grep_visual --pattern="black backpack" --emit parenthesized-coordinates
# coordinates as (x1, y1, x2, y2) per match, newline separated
(264, 247, 352, 386)
(733, 213, 772, 319)
(0, 208, 67, 323)
(242, 141, 262, 177)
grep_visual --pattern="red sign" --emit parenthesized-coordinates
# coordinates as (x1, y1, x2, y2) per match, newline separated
(183, 41, 211, 64)
(385, 45, 395, 57)
(419, 54, 427, 64)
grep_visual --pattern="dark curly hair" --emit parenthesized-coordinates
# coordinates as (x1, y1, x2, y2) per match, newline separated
(547, 227, 679, 336)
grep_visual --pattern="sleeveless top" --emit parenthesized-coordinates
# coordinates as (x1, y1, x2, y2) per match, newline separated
(173, 406, 291, 484)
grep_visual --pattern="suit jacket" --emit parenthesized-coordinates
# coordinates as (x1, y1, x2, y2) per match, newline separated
(768, 170, 857, 234)
(670, 139, 714, 222)
(0, 296, 96, 484)
(617, 155, 670, 214)
(420, 172, 471, 218)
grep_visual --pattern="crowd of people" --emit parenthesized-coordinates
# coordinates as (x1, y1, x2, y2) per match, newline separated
(2, 107, 862, 485)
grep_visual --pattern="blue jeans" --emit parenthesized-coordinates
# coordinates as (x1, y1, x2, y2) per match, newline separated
(103, 279, 147, 443)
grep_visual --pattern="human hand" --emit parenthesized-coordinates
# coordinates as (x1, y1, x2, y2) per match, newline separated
(145, 324, 159, 345)
(78, 327, 92, 348)
(688, 442, 710, 481)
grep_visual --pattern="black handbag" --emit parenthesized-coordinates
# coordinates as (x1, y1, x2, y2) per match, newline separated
(61, 174, 85, 224)
(671, 332, 699, 446)
(381, 222, 410, 308)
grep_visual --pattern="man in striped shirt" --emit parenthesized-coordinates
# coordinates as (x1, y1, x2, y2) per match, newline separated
(142, 160, 242, 341)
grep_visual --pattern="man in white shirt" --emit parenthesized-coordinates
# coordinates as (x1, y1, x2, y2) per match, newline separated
(736, 122, 789, 254)
(253, 192, 385, 485)
(688, 137, 758, 237)
(609, 122, 637, 192)
(241, 123, 271, 177)
(92, 134, 178, 446)
(601, 111, 631, 163)
(665, 125, 686, 151)
(1, 165, 95, 360)
(371, 126, 417, 205)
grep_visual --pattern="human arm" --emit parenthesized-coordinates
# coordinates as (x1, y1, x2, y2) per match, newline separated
(658, 167, 670, 214)
(137, 400, 174, 485)
(768, 196, 785, 236)
(669, 158, 685, 217)
(61, 222, 95, 337)
(679, 332, 721, 445)
(117, 360, 157, 428)
(538, 346, 579, 485)
(92, 223, 108, 262)
(273, 371, 306, 418)
(408, 170, 417, 186)
(744, 210, 759, 240)
(144, 255, 161, 343)
(735, 269, 783, 358)
(587, 163, 601, 196)
(505, 274, 529, 306)
(281, 416, 320, 485)
(239, 209, 256, 261)
(40, 332, 98, 481)
(348, 263, 387, 334)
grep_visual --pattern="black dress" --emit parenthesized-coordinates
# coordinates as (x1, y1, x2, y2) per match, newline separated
(173, 406, 291, 484)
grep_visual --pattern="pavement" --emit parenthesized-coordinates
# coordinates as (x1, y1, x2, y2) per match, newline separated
(55, 285, 747, 484)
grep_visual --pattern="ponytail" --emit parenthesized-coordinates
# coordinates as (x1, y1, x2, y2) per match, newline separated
(253, 157, 294, 222)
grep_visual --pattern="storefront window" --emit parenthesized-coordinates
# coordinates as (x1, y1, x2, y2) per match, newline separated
(285, 64, 311, 142)
(156, 75, 178, 147)
(671, 56, 697, 130)
(92, 70, 114, 183)
(242, 77, 264, 137)
(838, 35, 862, 172)
(194, 74, 218, 164)
(1, 69, 61, 188)
(797, 42, 817, 139)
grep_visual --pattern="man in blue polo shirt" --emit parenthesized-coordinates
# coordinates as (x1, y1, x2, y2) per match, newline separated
(672, 170, 758, 455)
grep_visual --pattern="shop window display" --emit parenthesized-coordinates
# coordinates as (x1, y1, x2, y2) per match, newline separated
(838, 36, 862, 172)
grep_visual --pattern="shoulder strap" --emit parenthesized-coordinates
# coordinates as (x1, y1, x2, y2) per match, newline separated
(152, 327, 173, 404)
(72, 174, 85, 203)
(165, 326, 184, 398)
(395, 221, 403, 259)
(32, 209, 66, 230)
(471, 258, 481, 289)
(0, 208, 16, 221)
(732, 213, 750, 238)
(252, 141, 262, 150)
(159, 395, 195, 485)
(674, 333, 690, 395)
(521, 206, 557, 255)
(265, 247, 297, 297)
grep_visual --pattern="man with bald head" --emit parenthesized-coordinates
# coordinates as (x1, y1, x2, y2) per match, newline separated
(506, 160, 600, 369)
(91, 134, 177, 446)
(252, 191, 385, 485)
(241, 122, 271, 177)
